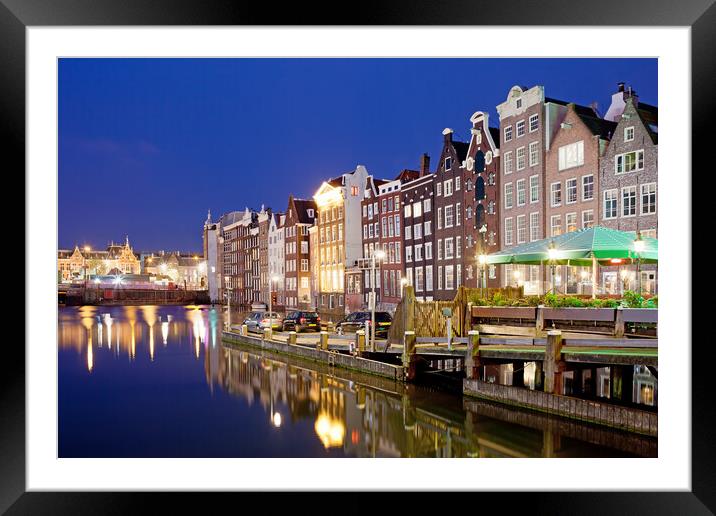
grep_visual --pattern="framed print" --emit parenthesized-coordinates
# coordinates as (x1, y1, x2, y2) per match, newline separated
(4, 0, 715, 512)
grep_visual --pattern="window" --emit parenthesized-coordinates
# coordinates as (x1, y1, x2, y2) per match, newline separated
(504, 125, 513, 142)
(529, 114, 539, 132)
(516, 120, 525, 137)
(414, 223, 422, 240)
(437, 266, 443, 290)
(530, 212, 540, 241)
(351, 186, 359, 196)
(466, 178, 472, 191)
(445, 265, 454, 290)
(437, 208, 442, 229)
(516, 146, 526, 170)
(551, 215, 562, 237)
(516, 98, 522, 109)
(582, 175, 594, 201)
(530, 175, 539, 203)
(504, 151, 513, 174)
(566, 178, 577, 204)
(414, 244, 423, 262)
(456, 236, 462, 258)
(424, 220, 432, 235)
(550, 182, 562, 207)
(394, 214, 400, 235)
(624, 126, 635, 142)
(423, 198, 431, 212)
(362, 205, 367, 217)
(415, 267, 424, 292)
(456, 203, 461, 226)
(405, 245, 413, 262)
(403, 204, 411, 219)
(517, 215, 527, 243)
(382, 199, 387, 213)
(367, 204, 373, 219)
(395, 244, 401, 263)
(457, 264, 462, 287)
(641, 183, 657, 214)
(455, 176, 461, 191)
(405, 225, 412, 240)
(505, 182, 514, 209)
(445, 205, 454, 228)
(301, 259, 309, 272)
(516, 179, 526, 206)
(582, 210, 594, 228)
(558, 141, 585, 170)
(566, 212, 577, 233)
(437, 183, 442, 196)
(504, 217, 514, 246)
(603, 189, 618, 219)
(413, 201, 422, 217)
(622, 186, 637, 217)
(615, 150, 644, 174)
(425, 242, 433, 260)
(444, 180, 453, 197)
(529, 141, 539, 167)
(444, 157, 452, 171)
(425, 265, 433, 291)
(437, 239, 443, 260)
(466, 205, 472, 219)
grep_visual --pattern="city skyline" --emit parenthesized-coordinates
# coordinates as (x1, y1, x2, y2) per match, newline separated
(59, 58, 657, 250)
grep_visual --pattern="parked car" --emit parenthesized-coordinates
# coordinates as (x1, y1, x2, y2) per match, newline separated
(336, 311, 392, 338)
(282, 311, 321, 332)
(243, 312, 283, 333)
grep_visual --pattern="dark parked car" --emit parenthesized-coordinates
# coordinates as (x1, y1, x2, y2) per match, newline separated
(282, 311, 321, 332)
(336, 311, 392, 338)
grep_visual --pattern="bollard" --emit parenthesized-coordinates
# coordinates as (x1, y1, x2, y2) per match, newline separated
(356, 330, 366, 355)
(319, 331, 329, 351)
(263, 327, 272, 341)
(288, 331, 297, 345)
(544, 329, 565, 394)
(465, 330, 480, 380)
(241, 324, 248, 337)
(403, 331, 417, 381)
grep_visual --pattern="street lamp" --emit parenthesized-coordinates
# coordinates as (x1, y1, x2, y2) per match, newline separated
(548, 240, 558, 294)
(370, 249, 386, 352)
(269, 274, 279, 334)
(83, 246, 91, 289)
(633, 231, 645, 295)
(478, 253, 487, 298)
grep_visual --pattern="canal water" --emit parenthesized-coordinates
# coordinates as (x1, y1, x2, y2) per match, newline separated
(59, 305, 656, 458)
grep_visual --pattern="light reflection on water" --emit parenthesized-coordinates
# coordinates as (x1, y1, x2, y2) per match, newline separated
(58, 305, 656, 458)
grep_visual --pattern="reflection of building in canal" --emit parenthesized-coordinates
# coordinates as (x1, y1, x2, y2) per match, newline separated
(216, 346, 486, 457)
(58, 306, 213, 368)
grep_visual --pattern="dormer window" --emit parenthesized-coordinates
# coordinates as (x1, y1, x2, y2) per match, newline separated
(624, 126, 635, 142)
(444, 157, 452, 171)
(516, 99, 522, 109)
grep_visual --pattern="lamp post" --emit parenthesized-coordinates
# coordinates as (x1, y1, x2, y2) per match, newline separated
(478, 253, 487, 299)
(269, 275, 279, 333)
(633, 231, 645, 295)
(548, 240, 558, 295)
(83, 246, 91, 289)
(370, 249, 386, 352)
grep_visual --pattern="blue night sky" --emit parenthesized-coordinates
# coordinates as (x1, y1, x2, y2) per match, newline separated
(59, 58, 657, 252)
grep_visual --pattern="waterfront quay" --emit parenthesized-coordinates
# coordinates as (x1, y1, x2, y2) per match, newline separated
(222, 296, 658, 437)
(59, 304, 655, 457)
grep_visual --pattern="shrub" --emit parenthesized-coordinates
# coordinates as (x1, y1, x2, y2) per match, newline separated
(491, 292, 508, 306)
(621, 290, 645, 308)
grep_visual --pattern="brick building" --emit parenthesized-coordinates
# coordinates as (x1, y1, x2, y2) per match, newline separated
(402, 154, 435, 301)
(545, 103, 616, 294)
(268, 211, 286, 306)
(433, 129, 469, 300)
(463, 111, 501, 289)
(284, 195, 317, 310)
(313, 165, 369, 321)
(599, 87, 658, 294)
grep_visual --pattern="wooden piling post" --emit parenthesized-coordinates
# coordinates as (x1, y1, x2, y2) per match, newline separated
(535, 305, 545, 336)
(465, 330, 481, 380)
(288, 331, 297, 345)
(356, 329, 366, 355)
(544, 329, 565, 394)
(615, 306, 625, 338)
(319, 331, 329, 351)
(403, 331, 417, 381)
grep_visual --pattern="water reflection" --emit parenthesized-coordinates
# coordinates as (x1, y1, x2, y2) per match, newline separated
(58, 305, 656, 458)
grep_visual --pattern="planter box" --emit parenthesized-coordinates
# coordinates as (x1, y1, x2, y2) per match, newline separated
(622, 308, 658, 324)
(542, 307, 615, 322)
(472, 306, 537, 320)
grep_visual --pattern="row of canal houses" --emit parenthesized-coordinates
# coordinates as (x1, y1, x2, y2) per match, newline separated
(203, 82, 657, 321)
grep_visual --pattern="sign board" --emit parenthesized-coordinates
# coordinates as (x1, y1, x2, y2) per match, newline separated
(442, 307, 452, 317)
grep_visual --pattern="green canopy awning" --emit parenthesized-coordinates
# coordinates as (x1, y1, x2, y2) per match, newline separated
(484, 226, 658, 266)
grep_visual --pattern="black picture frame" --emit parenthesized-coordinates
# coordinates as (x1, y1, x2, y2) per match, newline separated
(4, 0, 714, 513)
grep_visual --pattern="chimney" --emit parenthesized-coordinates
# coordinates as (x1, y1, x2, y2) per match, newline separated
(420, 153, 431, 176)
(617, 82, 625, 92)
(442, 127, 453, 143)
